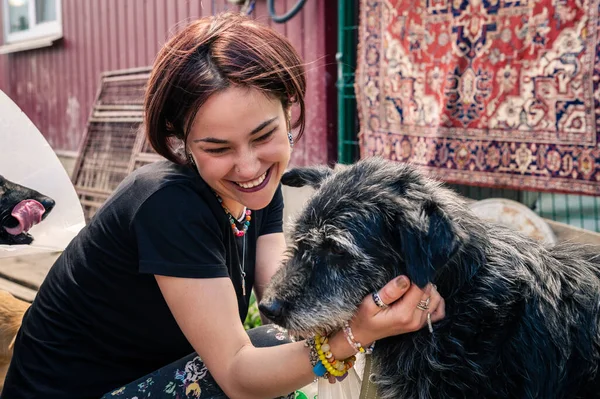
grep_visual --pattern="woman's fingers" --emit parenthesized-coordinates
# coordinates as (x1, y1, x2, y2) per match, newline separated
(417, 284, 441, 325)
(362, 275, 411, 315)
(372, 283, 432, 335)
(430, 296, 445, 323)
(378, 275, 411, 305)
(353, 278, 446, 343)
(353, 275, 412, 343)
(399, 281, 432, 311)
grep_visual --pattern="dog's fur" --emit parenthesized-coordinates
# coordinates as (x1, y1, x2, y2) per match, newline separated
(0, 291, 30, 392)
(0, 175, 55, 245)
(260, 158, 600, 399)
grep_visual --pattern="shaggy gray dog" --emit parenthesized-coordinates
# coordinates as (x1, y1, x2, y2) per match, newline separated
(259, 158, 600, 399)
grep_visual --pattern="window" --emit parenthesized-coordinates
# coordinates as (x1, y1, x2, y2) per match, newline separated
(2, 0, 62, 44)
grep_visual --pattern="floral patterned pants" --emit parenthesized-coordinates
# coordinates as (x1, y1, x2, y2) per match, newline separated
(101, 325, 295, 399)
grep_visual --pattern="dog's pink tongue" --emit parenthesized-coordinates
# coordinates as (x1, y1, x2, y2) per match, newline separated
(4, 199, 46, 236)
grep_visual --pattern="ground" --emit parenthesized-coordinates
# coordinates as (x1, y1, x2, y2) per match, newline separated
(0, 252, 60, 302)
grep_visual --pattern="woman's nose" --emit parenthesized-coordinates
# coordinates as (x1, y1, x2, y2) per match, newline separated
(235, 149, 261, 180)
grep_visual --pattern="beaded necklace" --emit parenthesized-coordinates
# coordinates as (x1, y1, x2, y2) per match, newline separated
(216, 195, 252, 237)
(215, 194, 252, 295)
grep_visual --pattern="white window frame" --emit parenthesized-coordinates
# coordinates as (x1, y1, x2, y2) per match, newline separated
(2, 0, 62, 44)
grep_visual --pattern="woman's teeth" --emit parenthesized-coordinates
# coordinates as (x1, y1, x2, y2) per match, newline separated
(236, 171, 267, 189)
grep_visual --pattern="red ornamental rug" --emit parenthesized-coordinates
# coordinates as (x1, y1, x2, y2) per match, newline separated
(356, 0, 600, 195)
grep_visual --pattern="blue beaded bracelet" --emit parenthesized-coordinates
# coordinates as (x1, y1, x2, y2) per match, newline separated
(313, 360, 328, 377)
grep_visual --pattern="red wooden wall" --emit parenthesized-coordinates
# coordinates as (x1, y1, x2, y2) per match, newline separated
(0, 0, 338, 167)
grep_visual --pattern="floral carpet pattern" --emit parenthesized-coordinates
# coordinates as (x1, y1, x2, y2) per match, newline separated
(357, 0, 600, 195)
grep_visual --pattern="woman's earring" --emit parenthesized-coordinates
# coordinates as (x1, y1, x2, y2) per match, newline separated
(187, 152, 196, 166)
(287, 132, 294, 148)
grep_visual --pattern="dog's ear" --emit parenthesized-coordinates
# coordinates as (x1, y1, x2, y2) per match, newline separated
(281, 166, 334, 189)
(399, 200, 461, 287)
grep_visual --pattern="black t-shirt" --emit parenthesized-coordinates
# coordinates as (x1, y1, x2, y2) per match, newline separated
(1, 160, 284, 399)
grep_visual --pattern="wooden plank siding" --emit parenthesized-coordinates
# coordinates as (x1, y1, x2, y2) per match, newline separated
(0, 0, 338, 167)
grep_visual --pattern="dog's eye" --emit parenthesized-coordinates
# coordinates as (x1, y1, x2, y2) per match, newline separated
(330, 244, 345, 256)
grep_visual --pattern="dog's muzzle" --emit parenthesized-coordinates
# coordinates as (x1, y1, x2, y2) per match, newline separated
(258, 298, 288, 324)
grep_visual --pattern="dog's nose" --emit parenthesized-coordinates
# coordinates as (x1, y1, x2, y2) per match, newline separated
(259, 299, 286, 322)
(40, 197, 55, 212)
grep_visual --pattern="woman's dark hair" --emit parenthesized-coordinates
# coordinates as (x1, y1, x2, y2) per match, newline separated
(144, 12, 306, 164)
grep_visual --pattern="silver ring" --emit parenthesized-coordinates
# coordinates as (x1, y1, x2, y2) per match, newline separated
(372, 292, 388, 309)
(427, 312, 433, 333)
(416, 297, 430, 311)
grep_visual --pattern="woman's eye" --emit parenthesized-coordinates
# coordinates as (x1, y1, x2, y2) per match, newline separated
(254, 128, 276, 143)
(204, 147, 229, 154)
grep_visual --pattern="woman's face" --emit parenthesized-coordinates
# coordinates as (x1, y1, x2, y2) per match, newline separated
(187, 86, 292, 215)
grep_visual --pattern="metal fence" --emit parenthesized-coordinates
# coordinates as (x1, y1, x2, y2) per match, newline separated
(335, 1, 600, 233)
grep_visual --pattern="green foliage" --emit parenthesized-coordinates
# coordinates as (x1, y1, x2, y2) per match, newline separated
(244, 290, 263, 330)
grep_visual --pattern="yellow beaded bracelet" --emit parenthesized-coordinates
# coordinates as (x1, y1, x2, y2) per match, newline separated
(314, 334, 356, 378)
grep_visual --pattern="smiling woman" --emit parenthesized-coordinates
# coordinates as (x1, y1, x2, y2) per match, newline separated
(143, 15, 305, 219)
(187, 87, 291, 215)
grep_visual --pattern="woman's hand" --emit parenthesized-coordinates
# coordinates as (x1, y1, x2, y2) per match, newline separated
(350, 276, 445, 345)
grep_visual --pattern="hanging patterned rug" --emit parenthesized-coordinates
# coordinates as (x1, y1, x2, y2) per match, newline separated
(356, 0, 600, 195)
